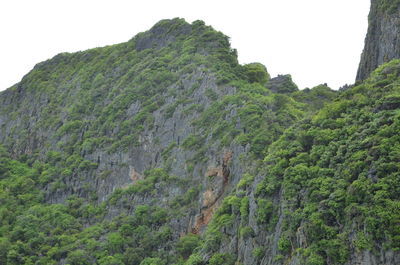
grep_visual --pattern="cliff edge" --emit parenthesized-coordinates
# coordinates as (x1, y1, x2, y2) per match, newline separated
(356, 0, 400, 81)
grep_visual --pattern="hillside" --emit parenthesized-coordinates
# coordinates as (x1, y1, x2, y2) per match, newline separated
(0, 18, 336, 265)
(190, 60, 400, 265)
(0, 10, 399, 265)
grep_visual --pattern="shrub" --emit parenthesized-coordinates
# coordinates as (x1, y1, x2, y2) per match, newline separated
(242, 63, 270, 85)
(176, 233, 201, 258)
(209, 253, 235, 265)
(256, 199, 273, 224)
(240, 226, 255, 239)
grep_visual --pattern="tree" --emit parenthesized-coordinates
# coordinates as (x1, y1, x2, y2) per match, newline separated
(243, 63, 270, 85)
(66, 249, 91, 265)
(139, 257, 164, 265)
(176, 233, 200, 258)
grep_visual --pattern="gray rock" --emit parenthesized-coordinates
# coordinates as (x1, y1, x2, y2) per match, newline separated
(356, 0, 400, 81)
(267, 75, 298, 94)
(135, 18, 192, 51)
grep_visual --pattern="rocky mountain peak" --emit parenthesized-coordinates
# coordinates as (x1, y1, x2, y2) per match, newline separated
(134, 18, 192, 51)
(356, 0, 400, 81)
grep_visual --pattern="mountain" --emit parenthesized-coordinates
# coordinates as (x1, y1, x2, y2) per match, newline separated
(193, 60, 400, 265)
(0, 8, 399, 265)
(0, 18, 334, 265)
(356, 0, 400, 81)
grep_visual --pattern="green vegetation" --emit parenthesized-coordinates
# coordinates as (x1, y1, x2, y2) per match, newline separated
(242, 63, 270, 85)
(187, 59, 400, 264)
(176, 233, 201, 258)
(1, 17, 400, 265)
(378, 0, 400, 13)
(0, 148, 192, 264)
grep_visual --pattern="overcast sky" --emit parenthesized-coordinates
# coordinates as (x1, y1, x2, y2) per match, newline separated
(0, 0, 370, 91)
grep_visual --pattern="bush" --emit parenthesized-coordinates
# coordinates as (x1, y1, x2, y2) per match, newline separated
(242, 63, 270, 85)
(176, 233, 201, 258)
(256, 199, 273, 224)
(184, 254, 204, 265)
(240, 226, 255, 239)
(98, 255, 124, 265)
(252, 247, 265, 260)
(209, 253, 235, 265)
(240, 197, 249, 218)
(139, 257, 164, 265)
(66, 249, 91, 265)
(278, 236, 291, 253)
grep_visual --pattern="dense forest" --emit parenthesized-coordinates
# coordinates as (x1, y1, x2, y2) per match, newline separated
(0, 2, 400, 264)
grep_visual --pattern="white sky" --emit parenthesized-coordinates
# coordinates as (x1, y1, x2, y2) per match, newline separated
(0, 0, 370, 91)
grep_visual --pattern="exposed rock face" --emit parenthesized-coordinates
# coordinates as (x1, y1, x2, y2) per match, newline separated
(0, 18, 310, 264)
(135, 19, 192, 51)
(198, 62, 400, 265)
(0, 18, 247, 231)
(266, 74, 298, 93)
(1, 9, 399, 264)
(356, 0, 400, 81)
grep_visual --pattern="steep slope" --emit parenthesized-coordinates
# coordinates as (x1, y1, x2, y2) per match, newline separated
(5, 11, 399, 264)
(0, 18, 335, 264)
(192, 60, 400, 265)
(356, 0, 400, 81)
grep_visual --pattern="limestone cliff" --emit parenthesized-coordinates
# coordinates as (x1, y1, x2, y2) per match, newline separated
(0, 12, 400, 265)
(0, 18, 328, 264)
(356, 0, 400, 81)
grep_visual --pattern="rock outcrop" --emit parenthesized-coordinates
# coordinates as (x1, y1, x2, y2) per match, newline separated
(1, 6, 400, 264)
(266, 74, 298, 94)
(0, 18, 317, 264)
(356, 0, 400, 81)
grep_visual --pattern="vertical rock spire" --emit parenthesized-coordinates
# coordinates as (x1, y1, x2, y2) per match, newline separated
(356, 0, 400, 81)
